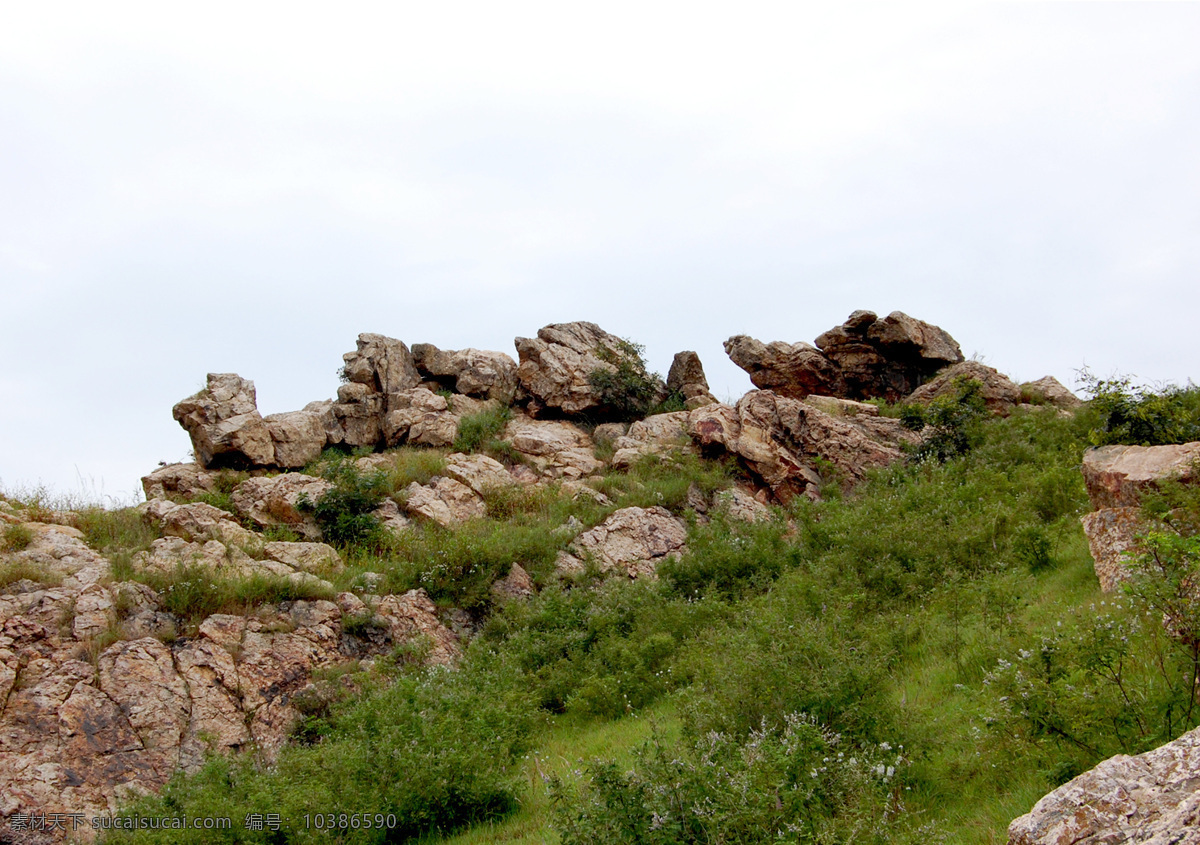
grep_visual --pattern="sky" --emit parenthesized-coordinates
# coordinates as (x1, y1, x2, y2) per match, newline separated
(2, 2, 1198, 504)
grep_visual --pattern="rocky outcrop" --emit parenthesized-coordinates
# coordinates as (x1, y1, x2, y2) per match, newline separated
(444, 452, 519, 497)
(172, 373, 276, 469)
(1008, 724, 1200, 844)
(1021, 376, 1083, 409)
(229, 473, 333, 540)
(727, 311, 964, 403)
(140, 462, 222, 502)
(1082, 443, 1200, 510)
(687, 391, 914, 503)
(514, 321, 665, 417)
(2, 512, 457, 830)
(411, 344, 519, 403)
(263, 409, 327, 468)
(555, 506, 688, 579)
(907, 360, 1022, 414)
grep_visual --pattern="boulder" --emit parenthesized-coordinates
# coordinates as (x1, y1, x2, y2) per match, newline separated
(140, 462, 222, 501)
(1081, 507, 1148, 593)
(230, 473, 333, 540)
(1081, 443, 1200, 510)
(411, 344, 519, 403)
(906, 360, 1022, 414)
(724, 336, 845, 399)
(1021, 376, 1083, 409)
(403, 478, 487, 527)
(382, 387, 460, 448)
(444, 452, 519, 496)
(728, 310, 964, 403)
(667, 351, 717, 406)
(558, 506, 688, 579)
(262, 541, 343, 574)
(502, 413, 605, 480)
(340, 332, 421, 398)
(264, 409, 327, 468)
(491, 562, 536, 601)
(610, 411, 694, 469)
(172, 373, 275, 468)
(373, 589, 461, 667)
(1008, 723, 1200, 844)
(514, 321, 665, 417)
(713, 488, 772, 523)
(159, 502, 261, 551)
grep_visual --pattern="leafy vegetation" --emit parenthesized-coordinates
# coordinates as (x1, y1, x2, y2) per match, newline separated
(588, 339, 668, 421)
(453, 404, 513, 456)
(1078, 368, 1200, 446)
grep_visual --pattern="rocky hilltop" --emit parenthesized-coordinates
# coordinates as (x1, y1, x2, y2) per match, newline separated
(10, 311, 1198, 844)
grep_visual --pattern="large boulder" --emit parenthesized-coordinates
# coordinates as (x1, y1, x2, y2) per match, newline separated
(264, 409, 327, 468)
(727, 310, 964, 403)
(906, 360, 1022, 415)
(1080, 507, 1149, 593)
(141, 462, 222, 501)
(556, 506, 688, 579)
(324, 334, 422, 449)
(173, 373, 275, 468)
(382, 387, 460, 448)
(502, 413, 605, 480)
(610, 411, 695, 469)
(340, 332, 421, 398)
(1021, 376, 1083, 409)
(687, 391, 913, 503)
(1008, 723, 1200, 844)
(411, 344, 519, 403)
(229, 473, 333, 540)
(667, 351, 718, 408)
(402, 477, 486, 527)
(514, 321, 665, 417)
(1081, 443, 1200, 510)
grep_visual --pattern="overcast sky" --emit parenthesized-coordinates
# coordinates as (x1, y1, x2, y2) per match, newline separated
(2, 2, 1198, 503)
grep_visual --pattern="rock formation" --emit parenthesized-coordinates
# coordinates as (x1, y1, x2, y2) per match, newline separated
(555, 506, 688, 579)
(727, 310, 964, 403)
(906, 360, 1022, 414)
(411, 344, 519, 403)
(1008, 723, 1200, 844)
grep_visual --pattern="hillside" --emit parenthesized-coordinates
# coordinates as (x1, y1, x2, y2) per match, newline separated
(2, 313, 1199, 844)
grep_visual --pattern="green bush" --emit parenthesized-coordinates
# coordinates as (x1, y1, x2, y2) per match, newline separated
(298, 458, 389, 549)
(1079, 369, 1200, 446)
(551, 713, 910, 845)
(588, 338, 664, 422)
(1, 522, 34, 552)
(900, 377, 988, 463)
(453, 405, 513, 455)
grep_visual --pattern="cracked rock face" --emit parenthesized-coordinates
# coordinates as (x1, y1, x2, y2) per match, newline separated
(1008, 724, 1200, 845)
(555, 506, 688, 580)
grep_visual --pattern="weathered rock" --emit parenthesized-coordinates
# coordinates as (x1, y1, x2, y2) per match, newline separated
(714, 488, 772, 523)
(502, 414, 604, 480)
(729, 311, 964, 403)
(72, 583, 115, 640)
(562, 506, 688, 579)
(445, 452, 518, 496)
(1082, 443, 1200, 510)
(905, 360, 1021, 414)
(411, 344, 519, 403)
(97, 638, 190, 780)
(801, 395, 880, 417)
(159, 502, 261, 550)
(610, 411, 694, 469)
(140, 462, 222, 501)
(491, 563, 536, 601)
(372, 499, 412, 537)
(515, 321, 665, 417)
(175, 638, 249, 770)
(340, 332, 421, 398)
(263, 541, 343, 574)
(382, 387, 460, 448)
(403, 478, 486, 527)
(172, 373, 276, 469)
(230, 473, 332, 540)
(327, 386, 386, 449)
(264, 409, 327, 468)
(687, 391, 912, 503)
(1021, 376, 1083, 409)
(1081, 507, 1149, 593)
(373, 589, 461, 666)
(667, 350, 717, 406)
(724, 336, 845, 399)
(1008, 723, 1200, 844)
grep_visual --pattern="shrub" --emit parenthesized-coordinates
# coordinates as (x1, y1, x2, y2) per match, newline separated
(298, 458, 389, 549)
(1078, 369, 1200, 446)
(551, 714, 910, 845)
(589, 338, 664, 422)
(453, 404, 513, 455)
(900, 377, 988, 463)
(2, 522, 34, 552)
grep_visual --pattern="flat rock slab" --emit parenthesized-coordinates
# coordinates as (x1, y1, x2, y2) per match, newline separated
(1082, 442, 1200, 510)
